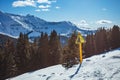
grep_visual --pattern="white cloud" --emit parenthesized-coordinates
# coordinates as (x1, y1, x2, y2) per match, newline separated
(78, 20, 89, 26)
(35, 9, 41, 12)
(38, 5, 50, 12)
(76, 20, 89, 29)
(38, 5, 51, 9)
(41, 8, 50, 11)
(37, 0, 56, 4)
(102, 8, 107, 11)
(12, 0, 36, 7)
(96, 20, 112, 24)
(74, 21, 94, 30)
(12, 0, 58, 12)
(37, 0, 51, 4)
(55, 6, 60, 9)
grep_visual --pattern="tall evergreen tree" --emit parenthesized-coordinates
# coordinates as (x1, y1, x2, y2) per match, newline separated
(111, 25, 120, 49)
(29, 39, 38, 70)
(49, 30, 62, 66)
(38, 33, 49, 68)
(84, 34, 95, 57)
(95, 28, 108, 54)
(62, 32, 79, 68)
(15, 33, 31, 73)
(4, 39, 18, 78)
(0, 44, 6, 79)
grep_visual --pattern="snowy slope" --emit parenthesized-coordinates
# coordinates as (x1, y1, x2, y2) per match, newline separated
(0, 11, 94, 38)
(0, 11, 29, 37)
(8, 49, 120, 80)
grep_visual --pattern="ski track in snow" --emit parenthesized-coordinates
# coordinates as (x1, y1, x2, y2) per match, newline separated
(110, 68, 120, 79)
(8, 49, 120, 80)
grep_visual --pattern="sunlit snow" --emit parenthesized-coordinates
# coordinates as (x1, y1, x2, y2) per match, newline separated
(8, 49, 120, 80)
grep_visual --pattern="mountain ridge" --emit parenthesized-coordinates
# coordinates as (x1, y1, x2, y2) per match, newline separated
(0, 11, 94, 39)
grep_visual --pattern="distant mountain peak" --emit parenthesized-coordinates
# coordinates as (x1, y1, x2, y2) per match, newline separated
(0, 11, 94, 39)
(26, 14, 34, 17)
(0, 10, 3, 13)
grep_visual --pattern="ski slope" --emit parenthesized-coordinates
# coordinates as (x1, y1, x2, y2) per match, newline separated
(8, 49, 120, 80)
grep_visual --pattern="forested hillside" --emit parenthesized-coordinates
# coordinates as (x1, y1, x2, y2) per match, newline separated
(0, 25, 120, 79)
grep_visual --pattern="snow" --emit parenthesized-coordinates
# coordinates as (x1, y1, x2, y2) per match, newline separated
(0, 12, 29, 37)
(10, 16, 33, 31)
(0, 11, 94, 39)
(0, 32, 18, 39)
(8, 49, 120, 80)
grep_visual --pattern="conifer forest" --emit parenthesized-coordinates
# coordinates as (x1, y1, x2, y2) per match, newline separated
(0, 25, 120, 79)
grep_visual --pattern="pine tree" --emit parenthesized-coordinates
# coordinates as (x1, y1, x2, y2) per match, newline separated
(29, 39, 38, 70)
(111, 25, 120, 49)
(62, 32, 79, 68)
(94, 28, 108, 54)
(0, 44, 6, 79)
(4, 39, 18, 78)
(49, 30, 62, 66)
(24, 34, 32, 71)
(38, 33, 49, 68)
(85, 33, 97, 57)
(15, 33, 31, 73)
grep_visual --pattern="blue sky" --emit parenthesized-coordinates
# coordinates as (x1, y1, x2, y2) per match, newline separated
(0, 0, 120, 29)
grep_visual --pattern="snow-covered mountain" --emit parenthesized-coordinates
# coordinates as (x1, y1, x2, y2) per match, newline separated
(8, 48, 120, 80)
(0, 11, 93, 39)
